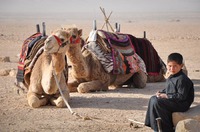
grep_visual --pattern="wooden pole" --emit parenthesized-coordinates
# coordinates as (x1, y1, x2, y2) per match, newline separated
(100, 7, 114, 32)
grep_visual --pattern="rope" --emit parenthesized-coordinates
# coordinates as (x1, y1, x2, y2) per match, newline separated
(51, 59, 92, 120)
(52, 58, 141, 126)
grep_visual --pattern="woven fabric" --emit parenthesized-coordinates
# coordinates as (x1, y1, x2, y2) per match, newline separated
(85, 30, 141, 75)
(16, 33, 44, 82)
(128, 35, 161, 75)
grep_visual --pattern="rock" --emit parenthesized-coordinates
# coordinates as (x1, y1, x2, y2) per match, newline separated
(0, 56, 10, 62)
(175, 119, 200, 132)
(9, 69, 17, 77)
(172, 105, 200, 126)
(0, 69, 11, 76)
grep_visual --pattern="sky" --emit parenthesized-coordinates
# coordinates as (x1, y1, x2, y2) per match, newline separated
(0, 0, 200, 14)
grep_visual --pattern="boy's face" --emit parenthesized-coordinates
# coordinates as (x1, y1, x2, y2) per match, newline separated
(167, 61, 183, 75)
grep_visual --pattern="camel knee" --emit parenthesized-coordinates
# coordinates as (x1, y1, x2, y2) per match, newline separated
(68, 81, 79, 92)
(27, 94, 41, 108)
(55, 96, 66, 108)
(50, 96, 67, 108)
(77, 81, 108, 93)
(133, 71, 147, 88)
(77, 83, 88, 93)
(27, 93, 47, 108)
(77, 83, 94, 93)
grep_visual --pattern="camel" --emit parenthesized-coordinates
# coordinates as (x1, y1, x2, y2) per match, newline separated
(66, 27, 148, 93)
(26, 29, 71, 108)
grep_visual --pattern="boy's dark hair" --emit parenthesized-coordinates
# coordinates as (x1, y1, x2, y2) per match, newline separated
(167, 53, 183, 65)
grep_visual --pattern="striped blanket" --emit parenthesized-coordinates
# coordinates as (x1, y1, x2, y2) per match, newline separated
(16, 33, 46, 83)
(85, 30, 146, 75)
(128, 35, 162, 76)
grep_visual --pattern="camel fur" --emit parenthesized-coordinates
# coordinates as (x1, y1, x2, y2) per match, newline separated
(26, 29, 70, 108)
(66, 27, 147, 93)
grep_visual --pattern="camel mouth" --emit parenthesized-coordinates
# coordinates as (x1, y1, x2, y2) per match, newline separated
(44, 44, 54, 52)
(44, 47, 51, 51)
(72, 35, 77, 39)
(44, 39, 54, 52)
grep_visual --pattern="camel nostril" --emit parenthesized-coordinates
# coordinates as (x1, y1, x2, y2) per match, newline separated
(60, 38, 64, 42)
(72, 35, 76, 39)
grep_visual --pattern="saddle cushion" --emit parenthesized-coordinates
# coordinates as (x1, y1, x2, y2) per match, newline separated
(16, 33, 45, 83)
(85, 30, 145, 75)
(128, 35, 162, 76)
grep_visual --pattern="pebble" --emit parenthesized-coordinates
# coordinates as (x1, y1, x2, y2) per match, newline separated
(0, 56, 10, 62)
(9, 69, 17, 77)
(0, 69, 10, 76)
(0, 68, 16, 76)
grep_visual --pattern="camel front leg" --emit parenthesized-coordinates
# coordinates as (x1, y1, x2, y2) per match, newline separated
(77, 80, 109, 93)
(27, 91, 47, 108)
(50, 88, 69, 108)
(50, 75, 70, 108)
(132, 70, 147, 88)
(68, 80, 80, 92)
(50, 96, 66, 108)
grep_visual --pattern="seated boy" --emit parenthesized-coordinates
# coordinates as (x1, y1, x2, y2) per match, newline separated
(144, 52, 194, 132)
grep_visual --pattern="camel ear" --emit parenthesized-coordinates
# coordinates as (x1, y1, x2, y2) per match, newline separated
(65, 32, 71, 39)
(61, 27, 67, 30)
(78, 29, 82, 36)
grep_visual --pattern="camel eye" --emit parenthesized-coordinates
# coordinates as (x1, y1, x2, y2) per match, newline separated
(60, 38, 65, 42)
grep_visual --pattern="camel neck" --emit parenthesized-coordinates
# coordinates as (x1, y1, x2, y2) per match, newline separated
(66, 45, 89, 78)
(66, 45, 84, 64)
(51, 53, 65, 73)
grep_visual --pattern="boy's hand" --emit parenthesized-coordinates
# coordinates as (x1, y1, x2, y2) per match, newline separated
(156, 91, 168, 98)
(156, 91, 161, 97)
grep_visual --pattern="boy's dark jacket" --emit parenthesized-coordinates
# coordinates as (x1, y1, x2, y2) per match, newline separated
(160, 69, 194, 106)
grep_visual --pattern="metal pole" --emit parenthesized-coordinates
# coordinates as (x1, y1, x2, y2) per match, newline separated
(118, 23, 120, 32)
(93, 20, 97, 30)
(144, 31, 146, 38)
(115, 22, 118, 32)
(42, 22, 46, 37)
(36, 24, 40, 33)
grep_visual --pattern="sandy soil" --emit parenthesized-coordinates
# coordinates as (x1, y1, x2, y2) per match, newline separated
(0, 16, 200, 132)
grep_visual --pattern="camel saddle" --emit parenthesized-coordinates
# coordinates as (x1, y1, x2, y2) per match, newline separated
(85, 30, 143, 75)
(16, 32, 46, 83)
(16, 31, 69, 87)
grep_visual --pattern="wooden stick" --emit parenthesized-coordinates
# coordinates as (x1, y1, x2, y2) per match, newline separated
(156, 117, 162, 132)
(128, 118, 145, 126)
(100, 7, 114, 32)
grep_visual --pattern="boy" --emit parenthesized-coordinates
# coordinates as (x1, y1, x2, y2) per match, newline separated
(144, 53, 194, 132)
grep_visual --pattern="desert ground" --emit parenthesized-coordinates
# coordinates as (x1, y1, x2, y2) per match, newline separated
(0, 12, 200, 132)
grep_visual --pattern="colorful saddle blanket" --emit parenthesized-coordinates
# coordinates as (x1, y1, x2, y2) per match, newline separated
(16, 33, 46, 83)
(85, 30, 144, 75)
(128, 35, 163, 75)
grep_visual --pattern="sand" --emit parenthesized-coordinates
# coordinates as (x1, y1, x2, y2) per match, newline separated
(0, 13, 200, 132)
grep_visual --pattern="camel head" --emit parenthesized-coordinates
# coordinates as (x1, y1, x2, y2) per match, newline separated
(64, 27, 82, 44)
(44, 29, 71, 54)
